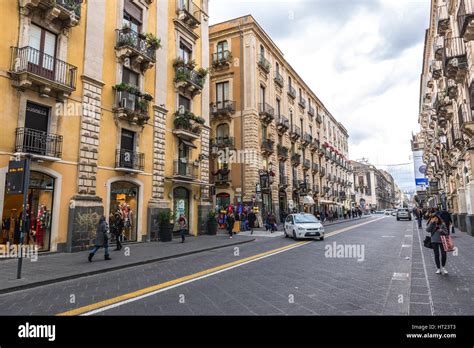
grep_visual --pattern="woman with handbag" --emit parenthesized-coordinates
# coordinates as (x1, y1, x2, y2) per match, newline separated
(426, 213, 449, 275)
(88, 216, 112, 262)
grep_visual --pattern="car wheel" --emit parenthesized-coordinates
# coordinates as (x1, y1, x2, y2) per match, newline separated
(320, 236, 325, 241)
(397, 218, 399, 221)
(293, 230, 298, 241)
(284, 228, 288, 238)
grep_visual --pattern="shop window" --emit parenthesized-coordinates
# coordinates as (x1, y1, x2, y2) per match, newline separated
(173, 187, 190, 234)
(109, 181, 139, 242)
(1, 171, 54, 251)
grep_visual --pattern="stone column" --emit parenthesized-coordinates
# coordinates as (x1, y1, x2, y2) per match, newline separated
(243, 111, 260, 203)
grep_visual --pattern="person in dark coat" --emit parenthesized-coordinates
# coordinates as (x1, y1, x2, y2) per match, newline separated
(227, 213, 235, 238)
(247, 210, 257, 235)
(439, 210, 453, 234)
(267, 213, 277, 233)
(426, 213, 449, 275)
(88, 216, 111, 262)
(113, 206, 123, 251)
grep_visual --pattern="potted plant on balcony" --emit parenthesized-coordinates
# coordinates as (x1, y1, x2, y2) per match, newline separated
(145, 33, 162, 50)
(142, 92, 153, 101)
(207, 210, 218, 235)
(173, 57, 186, 68)
(158, 210, 174, 242)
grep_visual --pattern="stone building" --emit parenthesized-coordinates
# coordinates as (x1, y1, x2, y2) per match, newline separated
(417, 0, 474, 235)
(208, 15, 353, 221)
(0, 0, 210, 252)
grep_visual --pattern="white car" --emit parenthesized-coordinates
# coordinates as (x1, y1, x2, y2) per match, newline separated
(384, 209, 392, 215)
(284, 213, 325, 240)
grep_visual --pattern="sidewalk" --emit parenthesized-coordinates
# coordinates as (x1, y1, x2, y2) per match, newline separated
(0, 235, 255, 294)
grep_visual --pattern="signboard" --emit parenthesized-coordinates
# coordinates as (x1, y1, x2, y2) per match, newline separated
(413, 150, 428, 191)
(6, 160, 27, 195)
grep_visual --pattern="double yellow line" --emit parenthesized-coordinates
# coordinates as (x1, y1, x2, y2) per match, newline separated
(57, 241, 309, 316)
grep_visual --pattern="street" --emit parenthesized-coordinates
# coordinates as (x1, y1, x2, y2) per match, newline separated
(0, 215, 472, 316)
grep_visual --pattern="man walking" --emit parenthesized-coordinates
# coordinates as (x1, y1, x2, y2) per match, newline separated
(415, 207, 423, 229)
(247, 209, 257, 235)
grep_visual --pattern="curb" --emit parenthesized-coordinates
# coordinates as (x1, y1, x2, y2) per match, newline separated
(0, 238, 255, 295)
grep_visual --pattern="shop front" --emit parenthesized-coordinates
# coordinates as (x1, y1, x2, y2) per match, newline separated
(1, 171, 54, 251)
(173, 186, 190, 235)
(109, 181, 139, 242)
(278, 189, 287, 222)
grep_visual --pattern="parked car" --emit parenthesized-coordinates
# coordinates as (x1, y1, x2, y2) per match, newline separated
(284, 213, 325, 240)
(384, 209, 392, 215)
(396, 208, 412, 221)
(375, 210, 384, 214)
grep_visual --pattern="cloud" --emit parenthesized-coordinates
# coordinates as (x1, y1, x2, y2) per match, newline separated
(209, 0, 431, 190)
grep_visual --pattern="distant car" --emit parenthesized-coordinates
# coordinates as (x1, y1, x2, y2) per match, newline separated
(384, 209, 392, 215)
(284, 213, 325, 241)
(375, 210, 384, 214)
(396, 208, 412, 221)
(391, 210, 397, 216)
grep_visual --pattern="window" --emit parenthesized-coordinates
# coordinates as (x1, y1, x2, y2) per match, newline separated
(262, 124, 268, 140)
(179, 39, 193, 63)
(260, 85, 266, 104)
(216, 40, 228, 61)
(216, 123, 229, 139)
(260, 44, 265, 58)
(299, 88, 302, 99)
(179, 94, 191, 112)
(122, 67, 139, 86)
(279, 161, 285, 177)
(290, 110, 293, 125)
(278, 134, 282, 145)
(216, 81, 229, 108)
(276, 62, 280, 74)
(29, 24, 57, 76)
(276, 98, 281, 116)
(123, 0, 142, 32)
(121, 129, 135, 151)
(288, 76, 292, 87)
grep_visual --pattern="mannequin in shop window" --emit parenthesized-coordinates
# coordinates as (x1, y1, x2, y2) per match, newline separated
(2, 214, 11, 244)
(7, 209, 17, 243)
(35, 205, 49, 249)
(123, 204, 134, 241)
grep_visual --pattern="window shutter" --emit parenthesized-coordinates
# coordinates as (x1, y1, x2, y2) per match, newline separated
(124, 0, 142, 23)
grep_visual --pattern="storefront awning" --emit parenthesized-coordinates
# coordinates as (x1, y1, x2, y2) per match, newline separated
(303, 195, 315, 205)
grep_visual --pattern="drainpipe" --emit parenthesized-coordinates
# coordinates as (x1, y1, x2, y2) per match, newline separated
(239, 24, 245, 204)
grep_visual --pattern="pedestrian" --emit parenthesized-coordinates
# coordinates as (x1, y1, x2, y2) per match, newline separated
(227, 213, 235, 238)
(415, 208, 423, 229)
(426, 213, 449, 275)
(267, 213, 277, 233)
(113, 205, 123, 251)
(240, 211, 247, 232)
(88, 216, 111, 262)
(178, 214, 187, 243)
(320, 210, 326, 223)
(439, 209, 453, 234)
(247, 210, 256, 235)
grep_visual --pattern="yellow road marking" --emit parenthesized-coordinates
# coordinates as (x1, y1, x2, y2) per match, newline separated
(57, 241, 308, 316)
(57, 216, 385, 316)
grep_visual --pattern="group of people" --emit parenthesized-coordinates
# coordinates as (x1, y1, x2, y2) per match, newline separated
(88, 203, 133, 262)
(313, 208, 363, 223)
(224, 210, 258, 238)
(414, 207, 454, 275)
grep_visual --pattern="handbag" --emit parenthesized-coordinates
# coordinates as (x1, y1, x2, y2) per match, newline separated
(441, 235, 455, 252)
(423, 235, 432, 249)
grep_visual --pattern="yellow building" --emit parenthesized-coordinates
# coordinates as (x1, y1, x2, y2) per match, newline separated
(208, 15, 353, 221)
(0, 0, 210, 252)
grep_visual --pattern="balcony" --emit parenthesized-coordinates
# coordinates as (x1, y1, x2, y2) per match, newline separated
(289, 125, 301, 141)
(437, 4, 450, 36)
(279, 175, 289, 188)
(211, 100, 235, 120)
(277, 144, 289, 160)
(173, 110, 204, 141)
(176, 0, 201, 30)
(276, 115, 290, 133)
(291, 153, 301, 166)
(451, 120, 466, 150)
(298, 96, 306, 109)
(443, 37, 468, 83)
(327, 173, 332, 182)
(211, 136, 235, 148)
(10, 46, 77, 99)
(459, 102, 474, 137)
(113, 87, 151, 126)
(257, 54, 271, 74)
(274, 71, 284, 88)
(308, 105, 315, 117)
(312, 184, 320, 194)
(212, 50, 232, 69)
(214, 171, 230, 187)
(433, 36, 444, 62)
(258, 102, 275, 124)
(458, 0, 474, 41)
(14, 127, 62, 160)
(115, 28, 158, 72)
(173, 59, 207, 97)
(302, 133, 312, 147)
(309, 139, 319, 152)
(319, 167, 326, 177)
(115, 149, 144, 173)
(23, 0, 82, 28)
(174, 160, 199, 180)
(287, 85, 296, 99)
(303, 159, 311, 170)
(434, 92, 454, 121)
(447, 79, 458, 100)
(430, 60, 443, 80)
(261, 138, 275, 155)
(316, 113, 322, 124)
(312, 163, 319, 174)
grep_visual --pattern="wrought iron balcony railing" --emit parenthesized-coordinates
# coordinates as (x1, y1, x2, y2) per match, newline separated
(115, 149, 144, 171)
(259, 102, 275, 123)
(174, 160, 199, 180)
(276, 115, 290, 132)
(116, 28, 156, 62)
(458, 0, 474, 40)
(176, 0, 201, 29)
(277, 144, 289, 159)
(261, 138, 275, 153)
(212, 50, 232, 67)
(114, 89, 151, 125)
(274, 70, 284, 87)
(308, 105, 315, 117)
(56, 0, 82, 18)
(15, 127, 63, 158)
(298, 96, 306, 109)
(287, 85, 296, 99)
(257, 54, 271, 73)
(211, 136, 235, 147)
(303, 159, 311, 170)
(10, 46, 78, 90)
(211, 100, 236, 117)
(290, 125, 302, 139)
(279, 175, 289, 187)
(291, 153, 301, 166)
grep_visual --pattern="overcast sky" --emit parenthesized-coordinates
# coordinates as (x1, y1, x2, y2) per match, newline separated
(209, 0, 430, 192)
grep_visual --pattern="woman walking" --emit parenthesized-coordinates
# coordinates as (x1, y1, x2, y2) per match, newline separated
(178, 214, 187, 243)
(426, 213, 449, 275)
(88, 216, 111, 262)
(227, 213, 235, 239)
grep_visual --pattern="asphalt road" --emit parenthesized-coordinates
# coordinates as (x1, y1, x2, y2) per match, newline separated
(0, 215, 471, 316)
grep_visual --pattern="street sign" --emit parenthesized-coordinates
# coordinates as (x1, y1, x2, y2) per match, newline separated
(6, 160, 27, 195)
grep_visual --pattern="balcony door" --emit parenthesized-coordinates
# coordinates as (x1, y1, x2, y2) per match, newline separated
(178, 140, 190, 176)
(120, 129, 136, 168)
(23, 102, 50, 156)
(121, 67, 139, 110)
(123, 0, 142, 33)
(178, 39, 193, 64)
(216, 81, 229, 109)
(28, 24, 56, 80)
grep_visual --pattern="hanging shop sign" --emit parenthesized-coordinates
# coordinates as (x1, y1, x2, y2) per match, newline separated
(6, 160, 28, 195)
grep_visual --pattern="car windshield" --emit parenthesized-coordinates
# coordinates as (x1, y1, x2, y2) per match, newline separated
(294, 215, 319, 223)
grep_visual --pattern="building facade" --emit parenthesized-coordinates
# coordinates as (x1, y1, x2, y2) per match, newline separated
(208, 15, 353, 222)
(417, 0, 474, 235)
(352, 160, 395, 211)
(0, 0, 210, 252)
